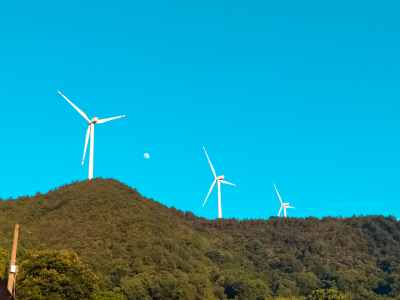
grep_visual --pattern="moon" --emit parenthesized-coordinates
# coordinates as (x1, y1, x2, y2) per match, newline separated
(144, 153, 150, 159)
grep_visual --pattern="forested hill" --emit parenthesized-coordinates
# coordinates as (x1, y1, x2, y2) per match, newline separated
(0, 178, 400, 300)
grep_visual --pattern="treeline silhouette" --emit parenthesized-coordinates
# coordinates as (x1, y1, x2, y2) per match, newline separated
(0, 178, 399, 300)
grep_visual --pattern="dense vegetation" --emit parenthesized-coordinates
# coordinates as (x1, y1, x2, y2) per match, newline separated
(0, 178, 399, 300)
(15, 248, 98, 300)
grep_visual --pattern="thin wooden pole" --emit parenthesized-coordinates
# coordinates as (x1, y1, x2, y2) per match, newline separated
(7, 224, 19, 293)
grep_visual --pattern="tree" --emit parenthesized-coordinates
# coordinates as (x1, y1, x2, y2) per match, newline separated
(306, 289, 347, 300)
(97, 291, 124, 300)
(15, 249, 98, 300)
(293, 272, 320, 296)
(0, 246, 9, 280)
(120, 273, 152, 300)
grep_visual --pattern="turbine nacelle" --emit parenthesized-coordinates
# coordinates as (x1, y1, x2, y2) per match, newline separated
(90, 117, 99, 124)
(215, 175, 225, 180)
(282, 202, 290, 206)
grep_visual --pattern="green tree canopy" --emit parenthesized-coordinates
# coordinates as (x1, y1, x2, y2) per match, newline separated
(97, 291, 124, 300)
(306, 289, 346, 300)
(15, 249, 98, 300)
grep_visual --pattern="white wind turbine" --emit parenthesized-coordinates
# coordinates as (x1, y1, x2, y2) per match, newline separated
(273, 182, 295, 217)
(202, 147, 236, 218)
(58, 90, 126, 180)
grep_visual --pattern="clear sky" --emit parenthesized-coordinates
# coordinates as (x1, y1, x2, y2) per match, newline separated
(1, 0, 399, 220)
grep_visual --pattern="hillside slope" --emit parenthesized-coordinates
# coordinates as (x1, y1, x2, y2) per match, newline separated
(0, 178, 399, 300)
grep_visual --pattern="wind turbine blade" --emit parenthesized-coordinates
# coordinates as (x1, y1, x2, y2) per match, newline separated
(220, 180, 236, 186)
(57, 91, 90, 122)
(278, 206, 283, 217)
(203, 147, 217, 178)
(273, 182, 283, 204)
(96, 115, 126, 124)
(202, 180, 216, 207)
(82, 125, 90, 165)
(287, 206, 295, 209)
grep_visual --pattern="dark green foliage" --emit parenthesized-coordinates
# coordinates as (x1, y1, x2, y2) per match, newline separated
(0, 178, 400, 299)
(0, 246, 9, 280)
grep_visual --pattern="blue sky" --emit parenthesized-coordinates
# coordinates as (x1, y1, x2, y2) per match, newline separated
(1, 0, 399, 220)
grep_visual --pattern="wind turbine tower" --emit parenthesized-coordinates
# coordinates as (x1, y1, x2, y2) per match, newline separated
(202, 147, 236, 218)
(58, 91, 126, 180)
(274, 182, 295, 217)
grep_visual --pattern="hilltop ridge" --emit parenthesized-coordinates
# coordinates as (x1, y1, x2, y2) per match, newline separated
(0, 178, 399, 300)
